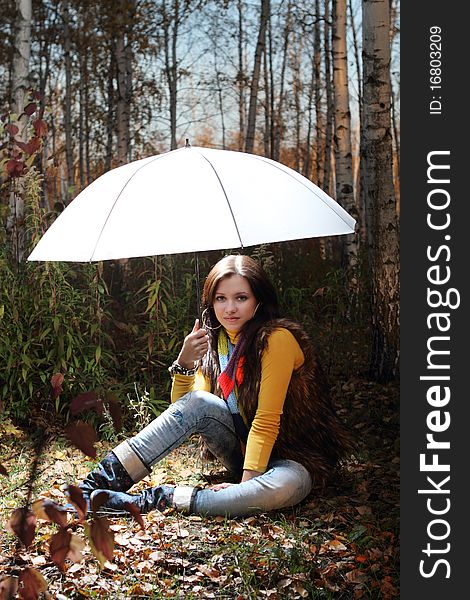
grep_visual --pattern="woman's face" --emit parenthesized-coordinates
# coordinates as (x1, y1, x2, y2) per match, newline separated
(212, 274, 258, 333)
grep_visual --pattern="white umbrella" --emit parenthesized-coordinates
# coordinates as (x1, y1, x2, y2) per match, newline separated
(27, 145, 356, 262)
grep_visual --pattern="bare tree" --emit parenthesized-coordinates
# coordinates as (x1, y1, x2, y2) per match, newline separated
(361, 0, 399, 382)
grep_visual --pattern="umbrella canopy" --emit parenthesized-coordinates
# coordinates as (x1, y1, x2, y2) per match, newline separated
(27, 145, 356, 262)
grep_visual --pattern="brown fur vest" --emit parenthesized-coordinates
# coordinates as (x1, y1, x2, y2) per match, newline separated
(205, 319, 353, 488)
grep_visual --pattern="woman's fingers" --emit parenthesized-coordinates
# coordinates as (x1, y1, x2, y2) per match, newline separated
(211, 482, 234, 491)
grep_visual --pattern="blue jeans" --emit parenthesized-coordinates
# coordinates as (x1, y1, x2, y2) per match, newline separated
(114, 390, 312, 517)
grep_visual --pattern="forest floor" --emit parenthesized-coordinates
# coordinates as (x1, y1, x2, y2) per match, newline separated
(0, 324, 400, 599)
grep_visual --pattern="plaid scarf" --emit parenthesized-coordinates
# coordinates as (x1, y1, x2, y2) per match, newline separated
(217, 329, 249, 443)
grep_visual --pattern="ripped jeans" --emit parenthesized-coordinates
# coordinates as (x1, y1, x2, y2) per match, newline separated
(114, 390, 313, 517)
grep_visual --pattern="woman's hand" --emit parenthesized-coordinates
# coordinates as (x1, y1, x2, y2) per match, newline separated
(241, 469, 262, 482)
(211, 469, 262, 491)
(210, 482, 234, 491)
(177, 319, 209, 369)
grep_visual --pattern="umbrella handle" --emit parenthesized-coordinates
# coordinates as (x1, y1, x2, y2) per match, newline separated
(194, 252, 201, 321)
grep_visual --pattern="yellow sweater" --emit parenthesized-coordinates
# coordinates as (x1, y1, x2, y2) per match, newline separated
(170, 327, 305, 473)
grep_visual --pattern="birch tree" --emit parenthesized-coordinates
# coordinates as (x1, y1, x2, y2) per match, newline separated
(322, 0, 334, 195)
(11, 0, 31, 120)
(332, 0, 358, 276)
(361, 0, 399, 382)
(7, 0, 32, 263)
(245, 0, 270, 154)
(62, 1, 74, 197)
(116, 0, 135, 165)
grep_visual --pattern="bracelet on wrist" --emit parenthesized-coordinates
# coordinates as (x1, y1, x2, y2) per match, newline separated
(168, 360, 198, 377)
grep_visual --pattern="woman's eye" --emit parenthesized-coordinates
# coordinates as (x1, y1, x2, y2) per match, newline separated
(238, 295, 248, 301)
(215, 296, 225, 302)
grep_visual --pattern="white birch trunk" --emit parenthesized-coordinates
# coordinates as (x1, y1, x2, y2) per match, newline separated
(245, 0, 270, 154)
(332, 0, 358, 277)
(12, 0, 31, 120)
(8, 0, 32, 263)
(361, 0, 399, 381)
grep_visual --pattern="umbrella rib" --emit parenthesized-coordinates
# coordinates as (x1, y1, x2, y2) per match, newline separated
(195, 151, 244, 249)
(89, 149, 186, 261)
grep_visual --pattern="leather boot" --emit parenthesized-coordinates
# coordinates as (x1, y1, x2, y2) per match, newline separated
(90, 485, 175, 514)
(78, 452, 135, 505)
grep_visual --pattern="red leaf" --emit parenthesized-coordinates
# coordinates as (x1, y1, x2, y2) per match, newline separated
(66, 485, 88, 521)
(0, 462, 8, 477)
(124, 502, 146, 531)
(15, 141, 29, 152)
(23, 102, 37, 116)
(5, 123, 19, 136)
(6, 159, 24, 178)
(32, 498, 68, 528)
(32, 91, 42, 101)
(49, 529, 71, 570)
(7, 508, 36, 548)
(90, 490, 109, 513)
(32, 119, 47, 137)
(51, 373, 64, 399)
(88, 517, 114, 566)
(106, 393, 122, 432)
(18, 568, 47, 600)
(65, 421, 97, 458)
(70, 391, 103, 416)
(25, 137, 41, 155)
(0, 576, 19, 599)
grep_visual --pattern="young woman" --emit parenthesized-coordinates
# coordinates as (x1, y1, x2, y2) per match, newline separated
(75, 255, 352, 517)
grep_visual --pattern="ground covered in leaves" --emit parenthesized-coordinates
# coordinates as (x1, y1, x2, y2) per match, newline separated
(0, 372, 399, 600)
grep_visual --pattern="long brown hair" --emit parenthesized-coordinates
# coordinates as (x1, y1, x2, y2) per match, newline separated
(201, 255, 280, 385)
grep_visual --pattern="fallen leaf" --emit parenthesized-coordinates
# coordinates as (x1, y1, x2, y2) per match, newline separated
(356, 505, 372, 516)
(345, 569, 368, 584)
(320, 539, 348, 552)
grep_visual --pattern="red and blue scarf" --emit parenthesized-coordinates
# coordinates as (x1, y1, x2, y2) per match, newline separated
(217, 330, 249, 443)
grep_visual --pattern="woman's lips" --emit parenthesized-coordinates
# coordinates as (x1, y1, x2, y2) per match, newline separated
(225, 317, 239, 322)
